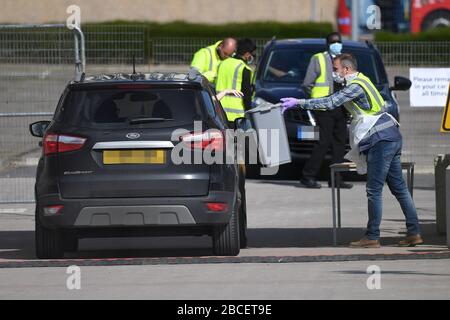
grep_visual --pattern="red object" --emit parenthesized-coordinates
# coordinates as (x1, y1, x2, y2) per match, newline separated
(206, 202, 228, 212)
(411, 0, 450, 33)
(44, 134, 87, 155)
(181, 131, 224, 151)
(337, 0, 352, 36)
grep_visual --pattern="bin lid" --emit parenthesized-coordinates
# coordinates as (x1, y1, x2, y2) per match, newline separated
(246, 103, 282, 114)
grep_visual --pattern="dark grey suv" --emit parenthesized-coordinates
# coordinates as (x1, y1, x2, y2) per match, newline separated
(30, 72, 247, 259)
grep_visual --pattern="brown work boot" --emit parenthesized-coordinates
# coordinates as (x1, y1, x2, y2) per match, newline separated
(399, 235, 424, 247)
(349, 237, 381, 249)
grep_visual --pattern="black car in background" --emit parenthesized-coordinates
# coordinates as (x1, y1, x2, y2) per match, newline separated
(254, 39, 411, 162)
(30, 72, 247, 259)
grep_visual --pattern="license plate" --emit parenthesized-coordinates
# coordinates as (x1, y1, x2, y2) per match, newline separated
(297, 126, 320, 141)
(103, 150, 166, 165)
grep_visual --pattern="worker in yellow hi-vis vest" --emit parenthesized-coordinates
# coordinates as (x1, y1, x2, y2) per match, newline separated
(300, 32, 353, 190)
(281, 53, 422, 249)
(190, 38, 237, 85)
(215, 38, 256, 127)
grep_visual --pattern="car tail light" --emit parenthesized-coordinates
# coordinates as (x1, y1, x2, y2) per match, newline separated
(206, 202, 228, 213)
(181, 131, 224, 151)
(43, 134, 58, 155)
(44, 134, 86, 156)
(43, 205, 64, 216)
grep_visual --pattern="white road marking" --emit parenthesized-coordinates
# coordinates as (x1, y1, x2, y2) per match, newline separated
(0, 208, 28, 214)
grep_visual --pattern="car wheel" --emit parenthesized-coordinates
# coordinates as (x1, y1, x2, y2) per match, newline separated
(35, 210, 64, 259)
(212, 191, 241, 256)
(239, 188, 248, 249)
(422, 10, 450, 31)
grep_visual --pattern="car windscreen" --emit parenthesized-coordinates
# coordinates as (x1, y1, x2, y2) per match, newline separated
(56, 87, 206, 129)
(262, 47, 384, 85)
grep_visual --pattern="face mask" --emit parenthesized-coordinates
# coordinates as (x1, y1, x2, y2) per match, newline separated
(333, 71, 345, 84)
(329, 42, 343, 56)
(345, 72, 358, 83)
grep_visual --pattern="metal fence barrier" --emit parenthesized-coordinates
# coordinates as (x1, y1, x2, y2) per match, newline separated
(0, 24, 86, 203)
(151, 38, 270, 65)
(150, 38, 450, 67)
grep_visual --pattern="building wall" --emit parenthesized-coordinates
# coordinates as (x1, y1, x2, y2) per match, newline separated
(1, 0, 338, 25)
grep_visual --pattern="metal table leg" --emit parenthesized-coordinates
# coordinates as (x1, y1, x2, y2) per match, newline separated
(337, 173, 342, 229)
(331, 168, 337, 247)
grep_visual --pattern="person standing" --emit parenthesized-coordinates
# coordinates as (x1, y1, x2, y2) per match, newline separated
(301, 32, 353, 189)
(215, 38, 256, 127)
(190, 38, 237, 85)
(280, 53, 423, 248)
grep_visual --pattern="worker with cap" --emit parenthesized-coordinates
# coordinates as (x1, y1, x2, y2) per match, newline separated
(190, 38, 237, 85)
(280, 53, 423, 249)
(300, 32, 353, 190)
(215, 38, 257, 127)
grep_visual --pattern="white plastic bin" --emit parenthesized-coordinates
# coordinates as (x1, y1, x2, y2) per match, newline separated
(246, 103, 291, 168)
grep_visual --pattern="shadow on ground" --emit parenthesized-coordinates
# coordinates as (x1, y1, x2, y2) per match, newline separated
(0, 222, 445, 261)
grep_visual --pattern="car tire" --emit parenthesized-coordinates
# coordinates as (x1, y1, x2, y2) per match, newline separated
(212, 191, 241, 256)
(422, 10, 450, 31)
(35, 212, 64, 259)
(239, 188, 248, 249)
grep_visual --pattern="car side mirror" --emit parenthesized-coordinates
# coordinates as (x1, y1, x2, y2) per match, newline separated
(30, 121, 50, 138)
(391, 76, 412, 91)
(234, 117, 252, 131)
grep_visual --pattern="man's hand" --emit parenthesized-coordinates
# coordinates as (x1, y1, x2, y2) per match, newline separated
(216, 89, 244, 101)
(225, 89, 244, 98)
(280, 98, 302, 114)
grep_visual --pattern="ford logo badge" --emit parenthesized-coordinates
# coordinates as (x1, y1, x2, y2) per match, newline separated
(126, 133, 141, 140)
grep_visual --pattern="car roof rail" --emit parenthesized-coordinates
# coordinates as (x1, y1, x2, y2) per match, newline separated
(188, 68, 201, 81)
(365, 40, 381, 53)
(264, 36, 277, 50)
(74, 72, 85, 83)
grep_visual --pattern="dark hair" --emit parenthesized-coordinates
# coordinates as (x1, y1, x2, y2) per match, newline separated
(335, 53, 358, 70)
(326, 32, 342, 45)
(236, 38, 256, 56)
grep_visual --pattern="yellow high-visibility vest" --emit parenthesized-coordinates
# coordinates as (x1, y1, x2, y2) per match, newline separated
(349, 73, 385, 115)
(190, 41, 222, 84)
(311, 52, 333, 99)
(216, 57, 253, 122)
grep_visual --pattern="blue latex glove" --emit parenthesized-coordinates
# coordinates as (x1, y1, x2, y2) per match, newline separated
(280, 98, 300, 114)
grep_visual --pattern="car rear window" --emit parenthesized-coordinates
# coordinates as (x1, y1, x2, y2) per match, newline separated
(262, 46, 385, 85)
(56, 87, 206, 128)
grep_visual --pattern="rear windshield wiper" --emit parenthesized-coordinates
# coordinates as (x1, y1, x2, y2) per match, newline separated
(129, 117, 174, 125)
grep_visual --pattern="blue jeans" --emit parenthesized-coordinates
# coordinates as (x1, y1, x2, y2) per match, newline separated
(365, 140, 421, 240)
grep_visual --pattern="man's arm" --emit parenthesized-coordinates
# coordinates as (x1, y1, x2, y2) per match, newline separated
(241, 68, 253, 111)
(299, 83, 365, 110)
(191, 49, 217, 82)
(268, 66, 287, 78)
(190, 49, 207, 72)
(302, 56, 320, 96)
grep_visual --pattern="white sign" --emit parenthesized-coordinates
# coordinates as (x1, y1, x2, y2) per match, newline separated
(410, 68, 450, 107)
